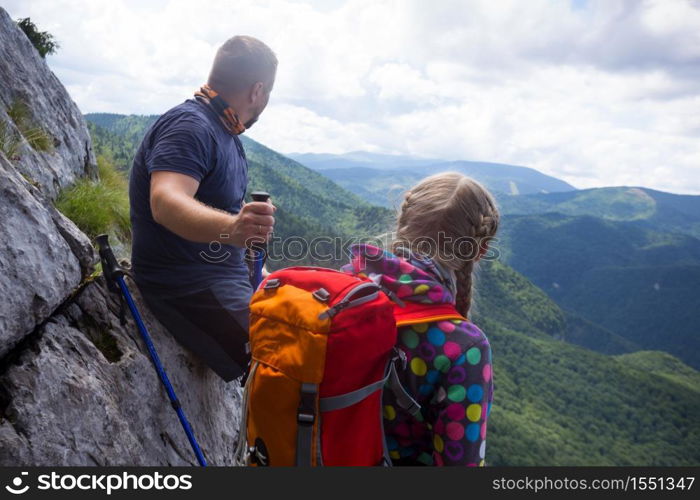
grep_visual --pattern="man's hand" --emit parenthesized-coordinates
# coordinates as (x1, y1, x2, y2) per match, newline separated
(226, 201, 275, 247)
(150, 171, 276, 248)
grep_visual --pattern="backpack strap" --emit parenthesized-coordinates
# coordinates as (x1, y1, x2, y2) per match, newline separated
(296, 383, 318, 466)
(387, 360, 421, 418)
(319, 353, 397, 413)
(318, 350, 421, 417)
(320, 375, 391, 412)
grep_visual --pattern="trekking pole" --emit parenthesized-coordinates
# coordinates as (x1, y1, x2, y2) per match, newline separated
(96, 234, 208, 467)
(250, 191, 270, 290)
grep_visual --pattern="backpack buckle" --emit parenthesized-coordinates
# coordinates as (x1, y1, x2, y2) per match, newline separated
(393, 347, 408, 369)
(297, 413, 315, 424)
(263, 278, 281, 289)
(297, 383, 318, 425)
(312, 288, 330, 303)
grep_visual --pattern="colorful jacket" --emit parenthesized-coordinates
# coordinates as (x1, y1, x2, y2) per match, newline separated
(341, 244, 493, 466)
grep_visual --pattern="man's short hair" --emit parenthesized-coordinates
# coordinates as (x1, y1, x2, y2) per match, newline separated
(208, 35, 278, 95)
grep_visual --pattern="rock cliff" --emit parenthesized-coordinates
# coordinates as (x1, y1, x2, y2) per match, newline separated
(0, 7, 241, 466)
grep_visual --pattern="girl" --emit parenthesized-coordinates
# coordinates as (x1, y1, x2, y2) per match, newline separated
(342, 172, 500, 466)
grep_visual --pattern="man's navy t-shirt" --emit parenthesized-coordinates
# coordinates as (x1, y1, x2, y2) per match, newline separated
(129, 98, 252, 310)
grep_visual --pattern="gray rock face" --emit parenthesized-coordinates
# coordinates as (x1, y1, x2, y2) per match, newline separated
(0, 278, 242, 466)
(0, 7, 96, 199)
(0, 7, 243, 465)
(0, 153, 90, 359)
(0, 278, 241, 465)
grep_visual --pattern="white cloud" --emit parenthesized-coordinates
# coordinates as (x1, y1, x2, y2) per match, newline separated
(3, 0, 699, 194)
(251, 103, 380, 154)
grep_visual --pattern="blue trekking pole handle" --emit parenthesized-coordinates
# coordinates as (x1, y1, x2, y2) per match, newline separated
(250, 191, 270, 290)
(96, 235, 207, 467)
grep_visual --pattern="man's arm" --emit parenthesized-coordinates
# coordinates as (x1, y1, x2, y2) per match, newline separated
(149, 171, 275, 248)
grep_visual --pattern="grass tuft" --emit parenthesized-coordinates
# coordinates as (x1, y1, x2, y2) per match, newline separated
(0, 120, 21, 159)
(56, 155, 131, 242)
(6, 99, 54, 153)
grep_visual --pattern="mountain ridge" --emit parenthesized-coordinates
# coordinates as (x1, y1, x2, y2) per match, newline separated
(499, 185, 700, 239)
(287, 151, 577, 205)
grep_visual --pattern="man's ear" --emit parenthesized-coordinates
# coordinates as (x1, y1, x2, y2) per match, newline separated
(249, 81, 264, 103)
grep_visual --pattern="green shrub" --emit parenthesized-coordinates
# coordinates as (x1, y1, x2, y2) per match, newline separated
(16, 18, 59, 58)
(56, 155, 131, 242)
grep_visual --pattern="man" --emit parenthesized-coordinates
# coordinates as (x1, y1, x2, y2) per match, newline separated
(128, 36, 277, 382)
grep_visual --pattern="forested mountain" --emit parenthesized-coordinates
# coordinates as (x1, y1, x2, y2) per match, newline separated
(499, 186, 700, 240)
(289, 151, 442, 169)
(288, 152, 576, 206)
(82, 113, 700, 466)
(496, 197, 700, 370)
(86, 113, 158, 172)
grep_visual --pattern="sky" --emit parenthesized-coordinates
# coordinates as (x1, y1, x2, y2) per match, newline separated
(4, 0, 700, 194)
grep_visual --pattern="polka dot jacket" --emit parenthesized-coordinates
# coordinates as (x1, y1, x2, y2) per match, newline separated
(341, 244, 493, 466)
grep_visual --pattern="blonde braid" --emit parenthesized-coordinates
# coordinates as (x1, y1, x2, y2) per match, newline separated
(455, 260, 475, 317)
(392, 172, 500, 318)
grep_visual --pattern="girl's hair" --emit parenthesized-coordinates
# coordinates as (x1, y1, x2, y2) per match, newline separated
(391, 172, 500, 317)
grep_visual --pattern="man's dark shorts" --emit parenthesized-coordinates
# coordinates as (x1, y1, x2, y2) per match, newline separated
(140, 282, 250, 382)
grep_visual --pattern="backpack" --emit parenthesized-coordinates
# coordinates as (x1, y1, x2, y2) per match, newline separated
(234, 266, 464, 466)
